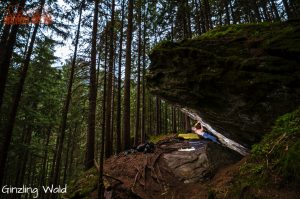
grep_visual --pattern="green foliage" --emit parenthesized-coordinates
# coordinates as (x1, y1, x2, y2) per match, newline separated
(228, 107, 300, 198)
(63, 168, 98, 199)
(0, 37, 65, 186)
(253, 108, 300, 177)
(278, 140, 300, 181)
(251, 143, 270, 157)
(240, 162, 265, 176)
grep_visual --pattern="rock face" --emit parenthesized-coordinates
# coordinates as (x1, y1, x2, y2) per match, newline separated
(147, 20, 300, 147)
(161, 142, 242, 183)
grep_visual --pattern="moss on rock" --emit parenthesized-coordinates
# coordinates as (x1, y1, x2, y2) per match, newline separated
(226, 107, 300, 198)
(147, 20, 300, 147)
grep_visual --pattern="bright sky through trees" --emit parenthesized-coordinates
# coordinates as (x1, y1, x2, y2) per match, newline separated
(53, 0, 72, 67)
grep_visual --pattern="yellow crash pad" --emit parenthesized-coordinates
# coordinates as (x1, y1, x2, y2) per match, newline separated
(177, 133, 200, 140)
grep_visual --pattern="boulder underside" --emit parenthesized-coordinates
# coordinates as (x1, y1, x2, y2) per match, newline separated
(147, 20, 300, 147)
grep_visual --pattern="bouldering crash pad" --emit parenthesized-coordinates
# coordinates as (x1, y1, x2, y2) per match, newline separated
(178, 133, 200, 140)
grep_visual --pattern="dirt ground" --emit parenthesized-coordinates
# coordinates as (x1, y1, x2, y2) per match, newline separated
(90, 136, 300, 199)
(210, 157, 300, 199)
(98, 137, 217, 199)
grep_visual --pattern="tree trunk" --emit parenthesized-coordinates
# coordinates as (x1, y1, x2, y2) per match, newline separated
(62, 136, 71, 185)
(164, 103, 168, 134)
(39, 128, 51, 199)
(15, 125, 33, 199)
(53, 1, 83, 188)
(269, 0, 280, 20)
(85, 0, 99, 170)
(194, 0, 202, 35)
(0, 0, 12, 31)
(252, 0, 262, 22)
(185, 114, 191, 132)
(0, 0, 26, 112)
(155, 97, 161, 135)
(199, 0, 207, 33)
(134, 0, 142, 146)
(172, 106, 177, 133)
(68, 124, 77, 181)
(202, 0, 212, 30)
(149, 96, 153, 135)
(98, 27, 109, 199)
(122, 0, 134, 150)
(0, 0, 43, 187)
(261, 0, 271, 21)
(46, 130, 59, 199)
(141, 4, 147, 143)
(105, 0, 115, 158)
(290, 0, 300, 18)
(186, 0, 192, 38)
(229, 0, 236, 24)
(110, 62, 115, 154)
(25, 154, 33, 199)
(224, 0, 231, 24)
(116, 0, 125, 153)
(282, 0, 292, 19)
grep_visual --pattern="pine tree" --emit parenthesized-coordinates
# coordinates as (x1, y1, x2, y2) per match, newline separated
(0, 0, 45, 187)
(52, 0, 83, 188)
(123, 0, 134, 150)
(85, 0, 99, 170)
(105, 0, 115, 158)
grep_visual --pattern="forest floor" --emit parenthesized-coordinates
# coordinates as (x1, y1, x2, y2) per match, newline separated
(97, 135, 211, 199)
(101, 137, 300, 199)
(67, 134, 300, 199)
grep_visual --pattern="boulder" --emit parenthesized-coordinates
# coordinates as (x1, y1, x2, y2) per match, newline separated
(161, 142, 242, 183)
(147, 20, 300, 147)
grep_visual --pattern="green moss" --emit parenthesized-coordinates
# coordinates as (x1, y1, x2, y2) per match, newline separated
(199, 24, 247, 39)
(148, 20, 300, 150)
(151, 20, 300, 61)
(148, 133, 176, 144)
(263, 23, 300, 53)
(279, 140, 300, 181)
(150, 40, 177, 55)
(228, 107, 300, 198)
(63, 168, 98, 199)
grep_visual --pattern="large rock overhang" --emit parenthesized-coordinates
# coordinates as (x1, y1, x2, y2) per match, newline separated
(146, 20, 300, 147)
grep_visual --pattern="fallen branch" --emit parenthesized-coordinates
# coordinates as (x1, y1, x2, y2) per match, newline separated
(132, 169, 140, 188)
(94, 159, 100, 171)
(181, 108, 249, 156)
(268, 133, 287, 155)
(103, 174, 123, 183)
(144, 156, 148, 190)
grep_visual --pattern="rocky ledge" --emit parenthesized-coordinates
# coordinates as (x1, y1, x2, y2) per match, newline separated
(147, 20, 300, 147)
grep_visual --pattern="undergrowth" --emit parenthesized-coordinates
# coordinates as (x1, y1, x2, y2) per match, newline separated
(228, 107, 300, 198)
(62, 168, 98, 199)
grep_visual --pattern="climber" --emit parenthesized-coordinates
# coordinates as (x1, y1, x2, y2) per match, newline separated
(192, 122, 220, 144)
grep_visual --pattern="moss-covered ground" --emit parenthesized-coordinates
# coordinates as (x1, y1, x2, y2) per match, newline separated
(226, 107, 300, 198)
(62, 167, 98, 199)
